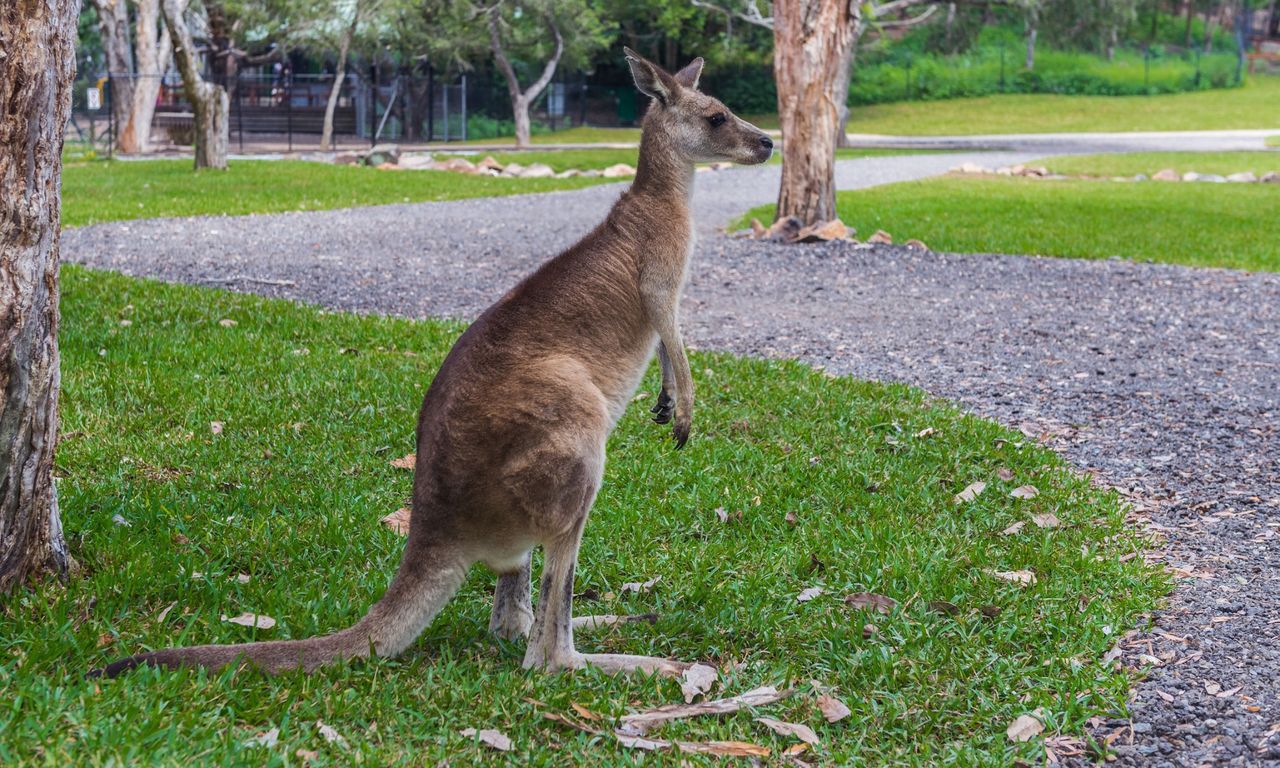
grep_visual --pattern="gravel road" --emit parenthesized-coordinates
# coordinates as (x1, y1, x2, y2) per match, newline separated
(62, 152, 1280, 766)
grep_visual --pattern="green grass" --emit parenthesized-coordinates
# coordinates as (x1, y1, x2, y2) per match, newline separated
(459, 125, 643, 146)
(0, 266, 1164, 765)
(433, 147, 945, 173)
(1266, 135, 1279, 148)
(841, 75, 1280, 135)
(739, 175, 1279, 271)
(1046, 151, 1280, 177)
(61, 159, 611, 228)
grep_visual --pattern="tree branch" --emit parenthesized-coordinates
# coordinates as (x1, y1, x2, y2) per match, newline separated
(877, 5, 939, 28)
(869, 0, 933, 19)
(690, 0, 773, 29)
(486, 4, 522, 101)
(521, 13, 564, 103)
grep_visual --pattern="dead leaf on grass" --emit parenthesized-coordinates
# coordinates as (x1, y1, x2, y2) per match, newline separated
(389, 453, 415, 470)
(246, 727, 279, 748)
(997, 468, 1015, 481)
(756, 717, 820, 745)
(218, 318, 237, 328)
(1010, 485, 1040, 499)
(210, 421, 224, 435)
(796, 586, 824, 603)
(1031, 512, 1061, 529)
(927, 600, 960, 616)
(381, 507, 411, 535)
(572, 613, 658, 631)
(155, 601, 178, 623)
(460, 727, 512, 752)
(569, 702, 604, 722)
(1006, 711, 1045, 742)
(680, 663, 719, 703)
(543, 711, 605, 735)
(1001, 521, 1026, 536)
(844, 592, 898, 614)
(954, 481, 987, 504)
(316, 720, 347, 748)
(816, 693, 851, 723)
(222, 612, 276, 630)
(989, 569, 1037, 587)
(620, 576, 662, 594)
(714, 506, 729, 523)
(618, 686, 791, 734)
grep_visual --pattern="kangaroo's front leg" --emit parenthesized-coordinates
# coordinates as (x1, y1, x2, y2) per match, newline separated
(650, 342, 676, 425)
(654, 324, 693, 448)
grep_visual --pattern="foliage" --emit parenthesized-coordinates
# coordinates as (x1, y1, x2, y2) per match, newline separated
(59, 160, 611, 227)
(0, 265, 1166, 764)
(464, 114, 551, 141)
(739, 172, 1280, 271)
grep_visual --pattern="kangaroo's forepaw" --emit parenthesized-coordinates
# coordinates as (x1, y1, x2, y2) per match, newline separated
(650, 390, 674, 425)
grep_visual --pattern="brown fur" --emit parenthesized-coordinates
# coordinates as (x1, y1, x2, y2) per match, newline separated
(93, 49, 772, 680)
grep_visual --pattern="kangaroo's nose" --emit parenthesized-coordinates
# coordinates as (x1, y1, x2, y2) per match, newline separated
(759, 135, 774, 150)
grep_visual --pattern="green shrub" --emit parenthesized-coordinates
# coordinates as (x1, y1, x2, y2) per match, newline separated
(463, 114, 551, 141)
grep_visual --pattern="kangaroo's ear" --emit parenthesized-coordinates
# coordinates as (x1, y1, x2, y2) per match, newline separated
(624, 46, 679, 105)
(673, 57, 703, 90)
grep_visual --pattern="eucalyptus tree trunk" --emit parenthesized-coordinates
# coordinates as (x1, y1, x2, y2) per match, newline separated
(774, 0, 860, 225)
(488, 5, 564, 148)
(1025, 3, 1039, 70)
(161, 0, 229, 169)
(119, 0, 177, 154)
(0, 0, 79, 594)
(91, 0, 135, 135)
(322, 7, 360, 149)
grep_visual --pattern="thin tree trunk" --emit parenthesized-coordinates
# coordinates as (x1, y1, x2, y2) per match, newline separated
(1184, 0, 1195, 47)
(119, 0, 178, 154)
(774, 0, 859, 226)
(833, 46, 856, 148)
(1105, 24, 1118, 59)
(487, 4, 563, 148)
(1203, 5, 1215, 51)
(1025, 5, 1039, 70)
(321, 8, 359, 149)
(0, 0, 79, 594)
(161, 0, 229, 169)
(91, 0, 135, 136)
(944, 2, 957, 51)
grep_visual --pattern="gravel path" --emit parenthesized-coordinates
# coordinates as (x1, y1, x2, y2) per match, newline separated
(63, 153, 1280, 765)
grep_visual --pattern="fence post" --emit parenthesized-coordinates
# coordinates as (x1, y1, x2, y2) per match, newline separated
(442, 78, 449, 142)
(286, 75, 293, 152)
(370, 65, 378, 148)
(460, 74, 467, 142)
(237, 74, 245, 152)
(426, 64, 434, 142)
(107, 73, 115, 159)
(579, 82, 587, 127)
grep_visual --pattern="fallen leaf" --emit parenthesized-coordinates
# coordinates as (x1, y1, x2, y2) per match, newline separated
(784, 511, 799, 526)
(844, 592, 898, 614)
(222, 612, 276, 630)
(816, 693, 851, 723)
(680, 663, 719, 703)
(210, 421, 224, 435)
(112, 514, 131, 527)
(1031, 512, 1061, 529)
(155, 601, 178, 623)
(862, 623, 879, 638)
(218, 318, 237, 328)
(569, 702, 604, 722)
(915, 427, 937, 438)
(1216, 685, 1242, 699)
(619, 686, 792, 733)
(756, 717, 820, 745)
(990, 569, 1037, 587)
(714, 506, 729, 523)
(543, 711, 604, 735)
(295, 749, 318, 762)
(381, 507, 411, 535)
(927, 600, 959, 616)
(796, 586, 824, 603)
(1006, 712, 1045, 742)
(316, 720, 347, 748)
(620, 576, 661, 594)
(979, 605, 1002, 619)
(572, 613, 658, 631)
(615, 733, 668, 751)
(1000, 521, 1026, 536)
(460, 727, 512, 752)
(785, 742, 810, 756)
(997, 468, 1015, 481)
(1204, 681, 1221, 695)
(234, 573, 251, 584)
(389, 453, 415, 470)
(1010, 485, 1040, 499)
(1155, 690, 1175, 703)
(954, 481, 987, 503)
(247, 728, 279, 748)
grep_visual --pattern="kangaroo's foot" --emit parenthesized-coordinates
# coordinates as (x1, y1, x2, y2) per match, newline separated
(490, 557, 533, 641)
(650, 389, 674, 424)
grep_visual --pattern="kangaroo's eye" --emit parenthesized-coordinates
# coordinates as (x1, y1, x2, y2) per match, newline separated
(707, 113, 726, 128)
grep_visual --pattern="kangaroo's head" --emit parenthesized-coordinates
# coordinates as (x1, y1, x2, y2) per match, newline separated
(624, 47, 773, 166)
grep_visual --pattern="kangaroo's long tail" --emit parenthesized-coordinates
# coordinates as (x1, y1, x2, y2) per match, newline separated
(91, 539, 469, 678)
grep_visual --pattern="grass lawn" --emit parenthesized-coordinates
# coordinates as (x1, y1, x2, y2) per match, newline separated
(1046, 151, 1280, 177)
(840, 76, 1280, 135)
(1265, 135, 1279, 147)
(0, 266, 1163, 764)
(740, 175, 1279, 271)
(459, 125, 643, 146)
(432, 147, 945, 173)
(61, 159, 611, 228)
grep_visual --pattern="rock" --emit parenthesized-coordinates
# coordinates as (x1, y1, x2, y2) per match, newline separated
(333, 152, 361, 166)
(397, 155, 438, 170)
(1182, 171, 1200, 182)
(1132, 173, 1148, 182)
(362, 143, 400, 166)
(1261, 171, 1280, 184)
(1023, 166, 1049, 177)
(579, 169, 601, 178)
(436, 157, 477, 174)
(995, 166, 1014, 176)
(602, 163, 637, 178)
(520, 163, 556, 179)
(500, 162, 525, 177)
(1198, 173, 1227, 183)
(1008, 164, 1026, 175)
(1152, 168, 1179, 181)
(553, 169, 581, 178)
(1226, 171, 1257, 183)
(951, 162, 988, 174)
(764, 216, 803, 243)
(795, 219, 851, 243)
(904, 239, 929, 251)
(477, 155, 503, 172)
(867, 229, 893, 245)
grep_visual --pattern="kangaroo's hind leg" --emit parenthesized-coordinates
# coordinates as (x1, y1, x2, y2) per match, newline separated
(489, 552, 533, 641)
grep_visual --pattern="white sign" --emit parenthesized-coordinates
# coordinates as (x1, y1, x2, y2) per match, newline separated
(87, 87, 102, 111)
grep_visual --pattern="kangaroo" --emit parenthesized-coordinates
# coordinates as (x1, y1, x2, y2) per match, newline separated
(95, 49, 773, 679)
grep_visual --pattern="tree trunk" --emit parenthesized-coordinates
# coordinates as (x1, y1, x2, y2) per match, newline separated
(321, 10, 358, 149)
(119, 0, 178, 154)
(1203, 6, 1215, 51)
(487, 4, 563, 149)
(161, 0, 228, 169)
(944, 2, 957, 52)
(833, 48, 855, 148)
(512, 96, 532, 148)
(1184, 0, 1195, 47)
(1105, 25, 1118, 59)
(91, 0, 134, 135)
(0, 0, 79, 595)
(1024, 5, 1039, 70)
(774, 0, 857, 226)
